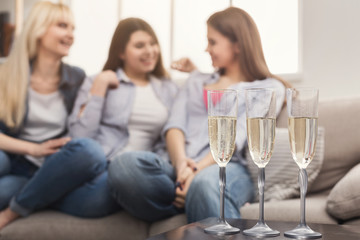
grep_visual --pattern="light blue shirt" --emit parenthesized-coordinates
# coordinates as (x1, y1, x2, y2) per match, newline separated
(162, 70, 285, 164)
(68, 68, 178, 160)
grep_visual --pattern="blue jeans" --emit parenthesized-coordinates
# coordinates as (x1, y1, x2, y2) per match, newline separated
(108, 151, 180, 222)
(0, 151, 28, 210)
(108, 151, 254, 223)
(0, 138, 119, 217)
(53, 171, 121, 217)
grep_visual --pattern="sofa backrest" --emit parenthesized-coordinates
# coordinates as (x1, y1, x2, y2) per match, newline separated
(276, 96, 360, 193)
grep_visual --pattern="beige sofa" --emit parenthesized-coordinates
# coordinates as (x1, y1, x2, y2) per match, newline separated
(0, 96, 359, 240)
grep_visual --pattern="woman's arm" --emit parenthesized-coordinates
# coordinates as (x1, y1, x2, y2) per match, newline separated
(166, 128, 190, 173)
(68, 71, 118, 138)
(167, 133, 216, 208)
(83, 70, 119, 111)
(0, 133, 70, 157)
(196, 152, 216, 171)
(171, 57, 197, 73)
(166, 128, 197, 208)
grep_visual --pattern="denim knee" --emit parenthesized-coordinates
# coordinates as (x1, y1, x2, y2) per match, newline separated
(109, 151, 163, 183)
(108, 152, 133, 187)
(108, 151, 160, 193)
(186, 168, 219, 206)
(0, 150, 11, 176)
(62, 138, 107, 176)
(108, 151, 177, 221)
(54, 171, 120, 218)
(0, 175, 28, 210)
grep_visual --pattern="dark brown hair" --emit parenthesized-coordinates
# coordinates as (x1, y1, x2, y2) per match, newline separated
(103, 17, 168, 78)
(207, 7, 290, 88)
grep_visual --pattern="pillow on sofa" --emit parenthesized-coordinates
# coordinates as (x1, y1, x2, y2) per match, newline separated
(326, 163, 360, 221)
(245, 127, 325, 202)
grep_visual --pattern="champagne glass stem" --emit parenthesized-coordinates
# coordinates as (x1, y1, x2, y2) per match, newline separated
(299, 168, 308, 226)
(219, 166, 226, 223)
(258, 167, 265, 225)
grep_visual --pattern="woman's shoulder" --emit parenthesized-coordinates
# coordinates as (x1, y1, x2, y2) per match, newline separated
(188, 70, 215, 81)
(250, 77, 285, 90)
(62, 63, 85, 78)
(84, 69, 118, 85)
(252, 78, 286, 102)
(61, 63, 86, 85)
(182, 70, 217, 90)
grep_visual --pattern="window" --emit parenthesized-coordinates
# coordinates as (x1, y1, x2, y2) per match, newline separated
(233, 0, 299, 75)
(68, 0, 119, 75)
(68, 0, 300, 79)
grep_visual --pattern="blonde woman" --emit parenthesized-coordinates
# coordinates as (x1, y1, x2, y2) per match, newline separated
(0, 2, 117, 229)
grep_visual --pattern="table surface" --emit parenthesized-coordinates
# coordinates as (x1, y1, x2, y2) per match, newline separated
(148, 218, 360, 240)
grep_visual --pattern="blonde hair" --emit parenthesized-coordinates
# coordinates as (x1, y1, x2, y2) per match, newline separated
(207, 7, 290, 88)
(0, 1, 73, 129)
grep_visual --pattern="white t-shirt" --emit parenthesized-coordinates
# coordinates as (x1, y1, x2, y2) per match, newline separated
(19, 88, 67, 166)
(121, 84, 168, 153)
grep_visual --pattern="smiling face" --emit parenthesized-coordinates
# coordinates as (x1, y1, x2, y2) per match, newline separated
(120, 30, 160, 78)
(38, 18, 74, 58)
(206, 25, 239, 69)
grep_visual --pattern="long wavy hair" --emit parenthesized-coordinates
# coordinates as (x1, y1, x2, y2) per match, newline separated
(103, 17, 168, 78)
(207, 7, 290, 87)
(0, 1, 74, 128)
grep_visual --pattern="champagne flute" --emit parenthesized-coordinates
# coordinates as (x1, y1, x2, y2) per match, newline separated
(243, 88, 280, 237)
(284, 88, 322, 239)
(205, 89, 240, 235)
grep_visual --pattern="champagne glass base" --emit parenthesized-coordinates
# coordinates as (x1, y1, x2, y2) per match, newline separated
(204, 221, 240, 235)
(284, 224, 322, 239)
(243, 222, 280, 237)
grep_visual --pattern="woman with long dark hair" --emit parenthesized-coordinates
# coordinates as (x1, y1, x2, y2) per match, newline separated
(68, 17, 178, 216)
(107, 7, 289, 223)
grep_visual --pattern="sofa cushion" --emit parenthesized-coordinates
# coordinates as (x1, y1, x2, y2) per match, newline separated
(240, 191, 336, 224)
(326, 163, 360, 221)
(0, 211, 148, 240)
(288, 97, 360, 193)
(246, 127, 325, 201)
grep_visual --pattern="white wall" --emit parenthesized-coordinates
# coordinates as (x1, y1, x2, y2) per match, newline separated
(297, 0, 360, 100)
(67, 0, 119, 76)
(3, 0, 360, 100)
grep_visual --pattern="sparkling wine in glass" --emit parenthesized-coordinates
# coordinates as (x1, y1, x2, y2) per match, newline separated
(284, 88, 322, 239)
(243, 88, 280, 237)
(205, 89, 240, 235)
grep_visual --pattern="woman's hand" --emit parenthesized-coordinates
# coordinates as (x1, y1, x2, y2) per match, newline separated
(172, 153, 216, 208)
(30, 137, 71, 157)
(175, 157, 197, 185)
(77, 70, 119, 117)
(173, 169, 195, 209)
(173, 157, 198, 208)
(90, 70, 119, 97)
(94, 70, 119, 90)
(171, 58, 197, 73)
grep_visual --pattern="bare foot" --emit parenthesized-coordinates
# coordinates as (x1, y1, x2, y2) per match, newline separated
(0, 208, 20, 230)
